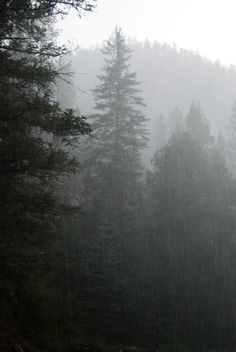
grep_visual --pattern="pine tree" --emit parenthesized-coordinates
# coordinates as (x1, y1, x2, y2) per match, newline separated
(80, 27, 148, 341)
(88, 27, 147, 176)
(82, 27, 148, 244)
(0, 1, 94, 349)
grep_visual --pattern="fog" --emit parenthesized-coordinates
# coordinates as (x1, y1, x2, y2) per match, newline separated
(2, 1, 236, 352)
(58, 0, 236, 67)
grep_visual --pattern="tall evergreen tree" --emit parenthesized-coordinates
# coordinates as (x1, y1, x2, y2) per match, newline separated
(88, 27, 148, 177)
(0, 1, 94, 350)
(80, 27, 148, 342)
(83, 27, 148, 232)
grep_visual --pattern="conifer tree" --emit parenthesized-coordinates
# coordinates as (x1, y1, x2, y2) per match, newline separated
(0, 1, 94, 349)
(83, 26, 148, 241)
(80, 27, 148, 340)
(89, 27, 148, 179)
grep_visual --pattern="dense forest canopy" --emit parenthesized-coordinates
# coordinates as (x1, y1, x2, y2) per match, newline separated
(2, 2, 236, 352)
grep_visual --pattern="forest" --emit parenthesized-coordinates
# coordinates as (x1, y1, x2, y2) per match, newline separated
(1, 1, 236, 352)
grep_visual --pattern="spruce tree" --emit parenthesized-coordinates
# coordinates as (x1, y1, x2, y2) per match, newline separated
(84, 27, 148, 212)
(0, 1, 94, 349)
(80, 27, 148, 341)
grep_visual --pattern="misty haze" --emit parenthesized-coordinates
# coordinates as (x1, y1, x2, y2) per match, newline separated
(1, 1, 236, 352)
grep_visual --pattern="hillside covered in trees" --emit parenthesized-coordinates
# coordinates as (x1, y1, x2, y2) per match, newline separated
(71, 41, 236, 156)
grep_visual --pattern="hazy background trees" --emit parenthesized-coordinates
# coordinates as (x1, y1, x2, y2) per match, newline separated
(55, 30, 236, 351)
(71, 41, 236, 162)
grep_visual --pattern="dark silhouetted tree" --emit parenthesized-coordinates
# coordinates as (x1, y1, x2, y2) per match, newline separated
(0, 1, 94, 349)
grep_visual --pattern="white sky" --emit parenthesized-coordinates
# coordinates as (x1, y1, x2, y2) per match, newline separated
(57, 0, 236, 67)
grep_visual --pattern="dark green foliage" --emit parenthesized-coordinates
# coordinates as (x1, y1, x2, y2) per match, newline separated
(0, 0, 94, 350)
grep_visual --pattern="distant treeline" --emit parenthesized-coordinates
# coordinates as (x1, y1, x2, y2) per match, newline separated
(71, 39, 236, 149)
